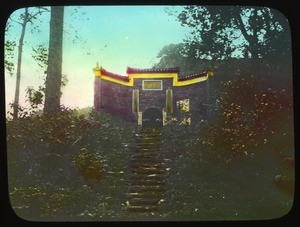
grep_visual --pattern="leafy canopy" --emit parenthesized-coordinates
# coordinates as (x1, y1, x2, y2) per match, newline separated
(168, 6, 290, 60)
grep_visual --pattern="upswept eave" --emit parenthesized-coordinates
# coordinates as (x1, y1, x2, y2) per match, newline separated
(93, 65, 213, 87)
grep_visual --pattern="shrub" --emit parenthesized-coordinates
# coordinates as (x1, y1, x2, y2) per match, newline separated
(198, 75, 293, 166)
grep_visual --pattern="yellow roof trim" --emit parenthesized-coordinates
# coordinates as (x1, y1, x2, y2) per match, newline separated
(93, 65, 210, 87)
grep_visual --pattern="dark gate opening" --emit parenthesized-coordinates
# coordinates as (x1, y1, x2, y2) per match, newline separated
(142, 108, 162, 128)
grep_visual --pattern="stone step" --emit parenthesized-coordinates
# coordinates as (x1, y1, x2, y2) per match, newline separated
(129, 178, 165, 184)
(136, 132, 162, 137)
(130, 173, 165, 179)
(126, 191, 165, 197)
(131, 153, 160, 159)
(136, 144, 162, 149)
(135, 146, 161, 150)
(137, 139, 162, 143)
(137, 141, 162, 146)
(134, 150, 161, 153)
(129, 179, 166, 186)
(124, 204, 159, 212)
(131, 165, 163, 171)
(125, 127, 165, 213)
(130, 163, 164, 168)
(128, 197, 161, 206)
(130, 157, 162, 163)
(136, 137, 161, 141)
(131, 168, 165, 175)
(128, 185, 165, 193)
(134, 147, 161, 152)
(136, 138, 162, 142)
(136, 135, 160, 137)
(133, 147, 161, 151)
(132, 150, 160, 155)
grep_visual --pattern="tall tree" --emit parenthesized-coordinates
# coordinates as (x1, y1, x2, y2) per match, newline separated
(173, 6, 291, 62)
(44, 6, 64, 114)
(6, 7, 49, 119)
(12, 8, 29, 119)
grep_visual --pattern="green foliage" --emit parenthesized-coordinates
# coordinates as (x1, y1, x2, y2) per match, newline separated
(154, 43, 213, 76)
(173, 6, 291, 60)
(73, 107, 94, 117)
(6, 107, 91, 150)
(198, 75, 293, 166)
(6, 7, 50, 119)
(6, 103, 293, 220)
(73, 148, 103, 182)
(31, 43, 68, 87)
(61, 74, 69, 87)
(32, 44, 48, 69)
(7, 106, 136, 220)
(7, 103, 31, 120)
(26, 86, 45, 109)
(4, 40, 16, 76)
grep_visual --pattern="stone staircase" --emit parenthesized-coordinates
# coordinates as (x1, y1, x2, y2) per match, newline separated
(124, 127, 166, 213)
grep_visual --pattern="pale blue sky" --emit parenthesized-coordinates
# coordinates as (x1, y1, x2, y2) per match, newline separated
(5, 5, 191, 109)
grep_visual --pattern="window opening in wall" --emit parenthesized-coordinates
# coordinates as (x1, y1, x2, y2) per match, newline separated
(177, 99, 190, 112)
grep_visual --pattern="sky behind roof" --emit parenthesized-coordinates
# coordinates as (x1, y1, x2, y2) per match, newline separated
(5, 5, 191, 109)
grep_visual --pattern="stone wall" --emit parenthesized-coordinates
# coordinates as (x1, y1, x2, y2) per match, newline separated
(94, 76, 210, 125)
(94, 77, 135, 122)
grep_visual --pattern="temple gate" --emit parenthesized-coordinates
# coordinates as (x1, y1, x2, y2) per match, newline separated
(93, 64, 213, 127)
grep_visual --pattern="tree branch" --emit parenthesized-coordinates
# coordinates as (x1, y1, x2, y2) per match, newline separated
(234, 10, 252, 43)
(262, 8, 272, 31)
(252, 8, 259, 43)
(27, 11, 44, 23)
(38, 6, 50, 12)
(9, 18, 23, 25)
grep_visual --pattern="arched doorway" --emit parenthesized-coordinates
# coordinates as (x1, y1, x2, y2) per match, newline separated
(142, 108, 162, 128)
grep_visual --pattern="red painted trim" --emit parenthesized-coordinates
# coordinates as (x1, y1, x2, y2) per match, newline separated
(100, 67, 130, 82)
(126, 67, 180, 74)
(99, 66, 209, 82)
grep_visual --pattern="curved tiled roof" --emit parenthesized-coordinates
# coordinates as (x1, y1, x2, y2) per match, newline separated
(98, 66, 211, 84)
(100, 67, 129, 82)
(126, 67, 180, 74)
(178, 69, 209, 81)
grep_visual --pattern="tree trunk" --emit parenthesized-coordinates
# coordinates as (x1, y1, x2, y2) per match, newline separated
(44, 6, 64, 114)
(234, 8, 260, 75)
(13, 8, 29, 119)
